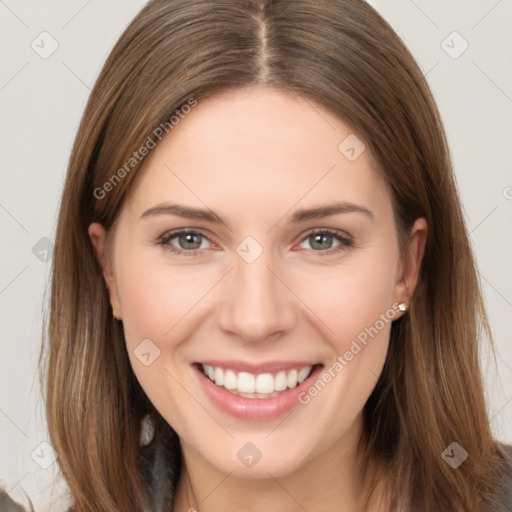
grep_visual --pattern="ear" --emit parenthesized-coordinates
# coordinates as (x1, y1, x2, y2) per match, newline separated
(88, 222, 122, 320)
(393, 217, 428, 315)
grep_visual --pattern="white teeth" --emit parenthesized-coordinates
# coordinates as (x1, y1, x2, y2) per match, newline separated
(237, 372, 255, 393)
(287, 369, 298, 389)
(255, 373, 274, 394)
(274, 371, 288, 391)
(201, 364, 314, 397)
(214, 367, 224, 386)
(223, 369, 237, 390)
(298, 367, 311, 384)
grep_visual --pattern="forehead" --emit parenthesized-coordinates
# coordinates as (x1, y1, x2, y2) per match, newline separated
(122, 86, 392, 225)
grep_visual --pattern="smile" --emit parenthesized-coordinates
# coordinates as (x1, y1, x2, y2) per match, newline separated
(193, 361, 324, 421)
(201, 364, 314, 398)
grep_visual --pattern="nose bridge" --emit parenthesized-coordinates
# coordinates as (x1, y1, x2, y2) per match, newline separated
(218, 242, 295, 342)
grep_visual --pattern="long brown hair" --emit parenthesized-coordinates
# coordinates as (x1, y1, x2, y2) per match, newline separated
(40, 0, 509, 510)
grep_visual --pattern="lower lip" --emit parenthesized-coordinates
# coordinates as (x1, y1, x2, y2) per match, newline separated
(194, 364, 324, 421)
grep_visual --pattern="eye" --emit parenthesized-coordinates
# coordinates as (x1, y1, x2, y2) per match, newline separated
(297, 228, 353, 255)
(157, 228, 353, 257)
(158, 229, 213, 256)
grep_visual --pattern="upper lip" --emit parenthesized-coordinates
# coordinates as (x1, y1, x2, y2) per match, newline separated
(195, 360, 321, 374)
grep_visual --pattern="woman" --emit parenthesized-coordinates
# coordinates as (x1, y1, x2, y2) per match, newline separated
(2, 0, 511, 510)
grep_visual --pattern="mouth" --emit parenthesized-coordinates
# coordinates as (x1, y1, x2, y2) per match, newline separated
(200, 363, 316, 398)
(193, 361, 324, 421)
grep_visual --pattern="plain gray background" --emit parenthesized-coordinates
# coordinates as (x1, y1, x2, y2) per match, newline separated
(1, 1, 511, 510)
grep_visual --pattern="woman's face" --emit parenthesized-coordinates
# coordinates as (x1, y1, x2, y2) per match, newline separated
(90, 86, 425, 478)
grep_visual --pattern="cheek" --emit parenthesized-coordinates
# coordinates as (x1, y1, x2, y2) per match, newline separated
(296, 249, 398, 415)
(307, 250, 398, 348)
(116, 238, 399, 364)
(115, 252, 212, 349)
(114, 254, 209, 426)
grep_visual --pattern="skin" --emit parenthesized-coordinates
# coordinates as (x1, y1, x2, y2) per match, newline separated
(89, 86, 427, 512)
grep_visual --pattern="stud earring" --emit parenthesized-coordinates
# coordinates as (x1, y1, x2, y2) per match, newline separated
(398, 302, 407, 312)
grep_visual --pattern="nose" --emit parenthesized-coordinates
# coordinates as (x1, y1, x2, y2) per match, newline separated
(217, 246, 297, 344)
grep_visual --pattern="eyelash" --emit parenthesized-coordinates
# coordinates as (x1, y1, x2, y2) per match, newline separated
(157, 228, 354, 257)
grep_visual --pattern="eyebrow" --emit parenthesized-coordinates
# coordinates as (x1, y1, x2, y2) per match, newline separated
(140, 201, 374, 224)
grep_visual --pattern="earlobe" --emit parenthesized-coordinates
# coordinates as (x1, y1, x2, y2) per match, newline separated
(88, 222, 122, 320)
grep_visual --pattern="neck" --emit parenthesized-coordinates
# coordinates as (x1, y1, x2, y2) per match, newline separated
(173, 418, 389, 512)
